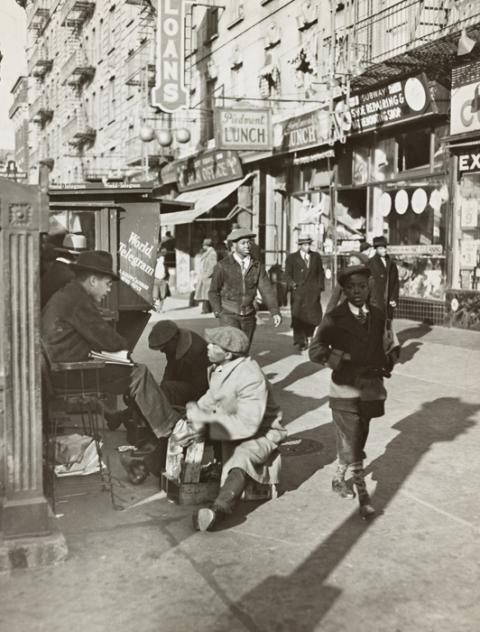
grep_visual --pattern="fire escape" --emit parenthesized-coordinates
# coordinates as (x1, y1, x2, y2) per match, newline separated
(60, 0, 96, 149)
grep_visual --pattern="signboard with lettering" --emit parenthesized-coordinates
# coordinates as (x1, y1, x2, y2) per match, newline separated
(273, 108, 331, 154)
(171, 149, 243, 192)
(118, 202, 160, 305)
(344, 74, 438, 134)
(214, 108, 272, 151)
(387, 245, 444, 256)
(451, 61, 480, 136)
(151, 0, 191, 113)
(457, 147, 480, 173)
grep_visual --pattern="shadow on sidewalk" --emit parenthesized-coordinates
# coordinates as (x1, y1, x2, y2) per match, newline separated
(209, 397, 477, 632)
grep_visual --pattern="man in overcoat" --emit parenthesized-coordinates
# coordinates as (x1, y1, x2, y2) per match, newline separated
(285, 235, 325, 350)
(309, 265, 396, 519)
(208, 228, 281, 350)
(42, 250, 183, 442)
(194, 237, 218, 313)
(368, 235, 399, 319)
(187, 326, 287, 531)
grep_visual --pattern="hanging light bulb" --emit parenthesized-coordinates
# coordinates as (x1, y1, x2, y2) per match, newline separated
(457, 29, 476, 56)
(175, 128, 191, 143)
(157, 130, 173, 147)
(139, 125, 155, 142)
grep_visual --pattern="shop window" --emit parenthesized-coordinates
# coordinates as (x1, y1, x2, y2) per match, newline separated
(453, 173, 480, 290)
(48, 211, 96, 248)
(371, 180, 448, 300)
(397, 129, 430, 172)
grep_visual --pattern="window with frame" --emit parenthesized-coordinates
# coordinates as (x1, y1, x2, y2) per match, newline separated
(205, 7, 219, 42)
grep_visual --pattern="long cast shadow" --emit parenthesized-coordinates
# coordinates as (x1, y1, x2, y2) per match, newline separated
(210, 397, 477, 632)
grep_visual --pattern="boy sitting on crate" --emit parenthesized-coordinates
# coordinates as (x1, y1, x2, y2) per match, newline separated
(185, 326, 287, 532)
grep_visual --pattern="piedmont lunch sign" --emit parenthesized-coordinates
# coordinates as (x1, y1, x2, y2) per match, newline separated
(214, 108, 273, 151)
(151, 0, 191, 113)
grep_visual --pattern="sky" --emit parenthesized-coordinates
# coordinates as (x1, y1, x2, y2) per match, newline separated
(0, 1, 27, 150)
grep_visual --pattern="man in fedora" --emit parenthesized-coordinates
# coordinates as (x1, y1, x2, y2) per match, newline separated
(368, 235, 399, 319)
(285, 234, 325, 351)
(208, 228, 281, 350)
(42, 250, 183, 442)
(187, 326, 287, 532)
(41, 233, 87, 307)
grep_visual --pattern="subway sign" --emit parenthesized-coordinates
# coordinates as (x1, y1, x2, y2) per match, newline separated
(151, 0, 191, 113)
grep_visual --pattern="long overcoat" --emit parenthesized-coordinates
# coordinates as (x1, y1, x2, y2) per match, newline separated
(194, 247, 218, 302)
(368, 254, 399, 314)
(197, 357, 287, 485)
(285, 250, 325, 325)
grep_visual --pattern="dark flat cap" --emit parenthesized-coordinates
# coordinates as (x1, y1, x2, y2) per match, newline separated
(205, 326, 249, 354)
(372, 235, 388, 248)
(226, 228, 256, 242)
(148, 320, 179, 349)
(337, 264, 371, 287)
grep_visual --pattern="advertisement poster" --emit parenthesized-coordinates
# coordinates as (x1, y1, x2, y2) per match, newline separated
(460, 239, 478, 269)
(451, 60, 480, 136)
(118, 202, 161, 305)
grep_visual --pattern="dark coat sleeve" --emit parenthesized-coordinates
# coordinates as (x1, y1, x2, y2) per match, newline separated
(389, 262, 400, 304)
(284, 254, 295, 290)
(257, 264, 280, 316)
(208, 262, 224, 315)
(70, 300, 127, 352)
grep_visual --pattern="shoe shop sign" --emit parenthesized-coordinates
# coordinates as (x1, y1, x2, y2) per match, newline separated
(340, 74, 442, 135)
(151, 0, 191, 113)
(451, 61, 480, 136)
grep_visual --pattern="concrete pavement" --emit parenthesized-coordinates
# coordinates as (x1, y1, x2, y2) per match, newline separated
(1, 298, 479, 632)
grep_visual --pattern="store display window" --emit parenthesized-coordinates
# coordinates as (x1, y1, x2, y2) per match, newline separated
(371, 180, 448, 300)
(452, 172, 480, 291)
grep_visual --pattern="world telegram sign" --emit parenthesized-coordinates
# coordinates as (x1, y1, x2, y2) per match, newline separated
(151, 0, 191, 113)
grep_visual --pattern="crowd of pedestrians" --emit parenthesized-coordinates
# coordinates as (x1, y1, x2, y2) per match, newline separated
(40, 228, 400, 531)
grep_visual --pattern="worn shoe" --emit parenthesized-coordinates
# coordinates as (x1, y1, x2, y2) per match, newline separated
(332, 478, 355, 499)
(358, 493, 376, 520)
(192, 506, 225, 532)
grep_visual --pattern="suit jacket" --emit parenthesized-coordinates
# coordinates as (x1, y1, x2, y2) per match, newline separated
(309, 301, 388, 386)
(285, 250, 325, 325)
(368, 254, 399, 313)
(208, 254, 279, 317)
(42, 280, 127, 362)
(41, 259, 75, 308)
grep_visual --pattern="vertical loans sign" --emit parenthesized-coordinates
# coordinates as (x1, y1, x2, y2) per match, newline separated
(151, 0, 191, 113)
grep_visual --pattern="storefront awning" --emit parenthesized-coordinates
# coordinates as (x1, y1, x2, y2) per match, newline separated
(160, 174, 253, 225)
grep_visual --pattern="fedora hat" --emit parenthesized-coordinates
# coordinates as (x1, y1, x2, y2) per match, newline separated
(55, 233, 88, 256)
(372, 235, 388, 248)
(72, 250, 119, 279)
(298, 235, 313, 244)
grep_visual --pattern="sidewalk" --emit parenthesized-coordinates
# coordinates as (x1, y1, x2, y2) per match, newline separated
(1, 299, 479, 632)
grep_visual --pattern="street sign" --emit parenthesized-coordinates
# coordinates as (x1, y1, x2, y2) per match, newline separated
(151, 0, 192, 113)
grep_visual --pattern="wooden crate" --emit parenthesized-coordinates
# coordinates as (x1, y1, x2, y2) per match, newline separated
(161, 473, 220, 506)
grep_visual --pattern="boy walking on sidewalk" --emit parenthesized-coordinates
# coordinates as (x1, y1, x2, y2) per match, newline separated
(309, 265, 395, 518)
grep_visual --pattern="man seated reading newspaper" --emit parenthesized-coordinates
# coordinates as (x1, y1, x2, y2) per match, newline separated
(42, 250, 185, 459)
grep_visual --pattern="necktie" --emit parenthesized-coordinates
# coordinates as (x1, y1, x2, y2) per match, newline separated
(304, 253, 310, 267)
(357, 307, 367, 324)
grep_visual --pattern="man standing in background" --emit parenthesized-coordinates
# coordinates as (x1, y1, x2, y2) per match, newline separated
(285, 235, 325, 351)
(368, 235, 399, 319)
(208, 228, 281, 350)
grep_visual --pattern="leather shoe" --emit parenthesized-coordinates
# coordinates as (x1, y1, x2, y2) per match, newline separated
(332, 478, 355, 499)
(192, 506, 225, 532)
